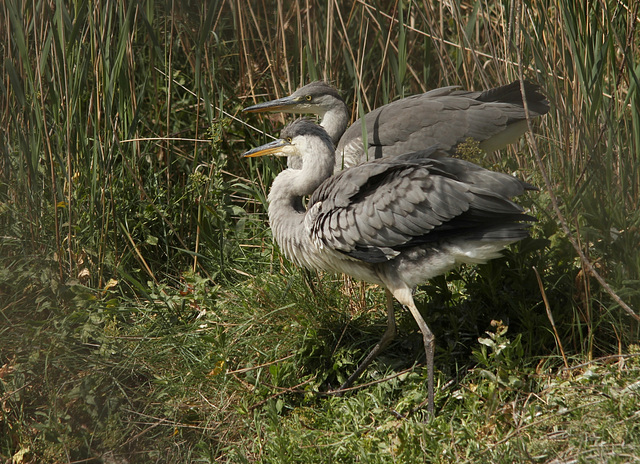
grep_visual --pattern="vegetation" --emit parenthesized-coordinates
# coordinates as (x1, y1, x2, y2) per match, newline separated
(1, 0, 639, 462)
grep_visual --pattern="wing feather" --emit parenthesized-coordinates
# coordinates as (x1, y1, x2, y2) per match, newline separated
(308, 156, 531, 263)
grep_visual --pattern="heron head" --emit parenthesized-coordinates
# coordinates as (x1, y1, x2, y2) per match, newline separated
(243, 119, 333, 161)
(242, 137, 298, 159)
(243, 81, 343, 117)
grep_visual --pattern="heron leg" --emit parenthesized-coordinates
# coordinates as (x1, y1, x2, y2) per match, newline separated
(338, 289, 397, 391)
(393, 288, 435, 415)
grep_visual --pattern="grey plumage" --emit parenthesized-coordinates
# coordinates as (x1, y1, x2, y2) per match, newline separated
(244, 80, 549, 171)
(243, 119, 535, 414)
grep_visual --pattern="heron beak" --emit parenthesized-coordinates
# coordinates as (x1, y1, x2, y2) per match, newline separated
(243, 96, 301, 113)
(242, 139, 290, 158)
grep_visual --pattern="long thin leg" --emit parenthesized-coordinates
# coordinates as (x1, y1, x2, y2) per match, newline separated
(393, 288, 435, 415)
(338, 290, 397, 391)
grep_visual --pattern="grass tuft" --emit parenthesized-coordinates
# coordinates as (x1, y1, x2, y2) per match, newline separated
(1, 0, 639, 461)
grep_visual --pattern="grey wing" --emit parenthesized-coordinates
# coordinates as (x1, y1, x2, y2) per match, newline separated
(335, 81, 549, 168)
(336, 93, 463, 167)
(308, 158, 530, 263)
(396, 150, 536, 198)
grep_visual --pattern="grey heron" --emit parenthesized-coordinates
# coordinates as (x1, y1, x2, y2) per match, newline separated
(244, 80, 549, 171)
(243, 119, 535, 414)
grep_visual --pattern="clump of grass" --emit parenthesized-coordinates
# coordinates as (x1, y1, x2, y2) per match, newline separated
(2, 0, 639, 462)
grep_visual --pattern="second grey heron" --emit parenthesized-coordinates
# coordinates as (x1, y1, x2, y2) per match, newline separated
(244, 80, 549, 171)
(243, 119, 535, 414)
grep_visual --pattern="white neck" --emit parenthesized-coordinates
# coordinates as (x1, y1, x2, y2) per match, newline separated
(270, 134, 334, 199)
(267, 135, 335, 265)
(320, 105, 349, 146)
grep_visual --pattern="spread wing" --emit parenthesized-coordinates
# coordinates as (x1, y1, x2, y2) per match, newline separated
(307, 154, 533, 263)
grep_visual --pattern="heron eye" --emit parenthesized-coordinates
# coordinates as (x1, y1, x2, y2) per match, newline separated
(305, 95, 312, 101)
(286, 137, 293, 143)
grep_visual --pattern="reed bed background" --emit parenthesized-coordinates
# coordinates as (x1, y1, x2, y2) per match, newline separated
(1, 0, 639, 462)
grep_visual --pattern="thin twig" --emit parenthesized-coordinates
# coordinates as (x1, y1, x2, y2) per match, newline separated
(534, 266, 568, 369)
(226, 354, 296, 374)
(153, 67, 276, 140)
(561, 353, 640, 371)
(248, 378, 316, 411)
(318, 365, 418, 396)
